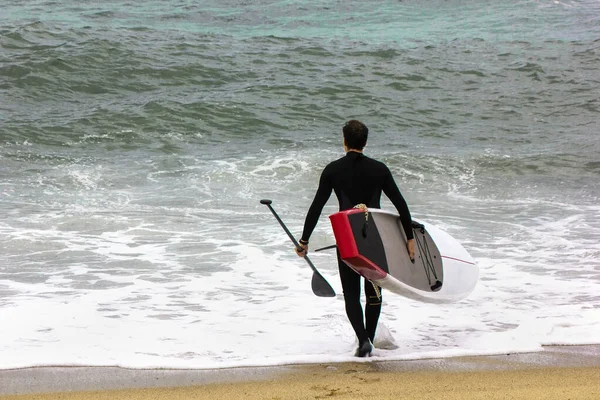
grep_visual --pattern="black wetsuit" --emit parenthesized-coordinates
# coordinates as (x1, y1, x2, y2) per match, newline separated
(300, 151, 413, 344)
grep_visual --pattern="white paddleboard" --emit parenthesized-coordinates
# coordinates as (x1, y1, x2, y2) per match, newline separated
(329, 208, 478, 304)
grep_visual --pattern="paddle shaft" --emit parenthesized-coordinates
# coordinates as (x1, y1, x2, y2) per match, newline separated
(261, 203, 318, 273)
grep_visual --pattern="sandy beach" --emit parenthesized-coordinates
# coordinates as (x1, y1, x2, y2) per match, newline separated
(1, 345, 599, 400)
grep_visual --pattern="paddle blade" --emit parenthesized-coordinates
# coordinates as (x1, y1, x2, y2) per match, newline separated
(311, 272, 336, 297)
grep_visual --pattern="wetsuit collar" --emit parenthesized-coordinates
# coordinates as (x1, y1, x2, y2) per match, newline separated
(345, 150, 364, 158)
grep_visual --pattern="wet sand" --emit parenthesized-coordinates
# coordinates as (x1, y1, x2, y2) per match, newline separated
(1, 345, 599, 399)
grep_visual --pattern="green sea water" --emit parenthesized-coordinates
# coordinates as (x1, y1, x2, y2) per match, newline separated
(0, 0, 599, 370)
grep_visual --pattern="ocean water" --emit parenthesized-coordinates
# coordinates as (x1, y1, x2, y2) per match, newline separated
(1, 0, 599, 370)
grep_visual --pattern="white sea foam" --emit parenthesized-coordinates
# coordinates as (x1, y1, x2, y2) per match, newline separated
(1, 228, 599, 370)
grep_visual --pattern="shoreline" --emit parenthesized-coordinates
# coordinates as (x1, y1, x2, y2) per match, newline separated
(1, 345, 599, 399)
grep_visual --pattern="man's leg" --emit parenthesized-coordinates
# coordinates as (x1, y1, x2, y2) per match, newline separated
(337, 253, 369, 344)
(364, 280, 382, 343)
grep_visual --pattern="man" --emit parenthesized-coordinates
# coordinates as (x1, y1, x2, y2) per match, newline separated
(295, 120, 415, 357)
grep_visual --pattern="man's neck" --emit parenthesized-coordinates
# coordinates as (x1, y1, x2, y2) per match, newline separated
(346, 149, 363, 154)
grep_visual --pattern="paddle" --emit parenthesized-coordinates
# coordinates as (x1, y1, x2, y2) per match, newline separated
(260, 199, 336, 298)
(314, 244, 337, 252)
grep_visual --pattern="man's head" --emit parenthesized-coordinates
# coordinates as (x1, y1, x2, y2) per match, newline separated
(343, 120, 368, 151)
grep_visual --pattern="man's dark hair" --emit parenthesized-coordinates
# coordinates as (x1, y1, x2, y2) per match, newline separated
(343, 120, 368, 150)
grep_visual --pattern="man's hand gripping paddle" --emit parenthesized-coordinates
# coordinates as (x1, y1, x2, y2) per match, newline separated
(260, 199, 336, 298)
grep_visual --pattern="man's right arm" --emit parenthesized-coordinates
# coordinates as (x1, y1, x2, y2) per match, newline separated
(300, 167, 333, 243)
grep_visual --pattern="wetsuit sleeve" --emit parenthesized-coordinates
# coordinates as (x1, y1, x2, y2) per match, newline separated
(300, 167, 333, 242)
(382, 167, 414, 240)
